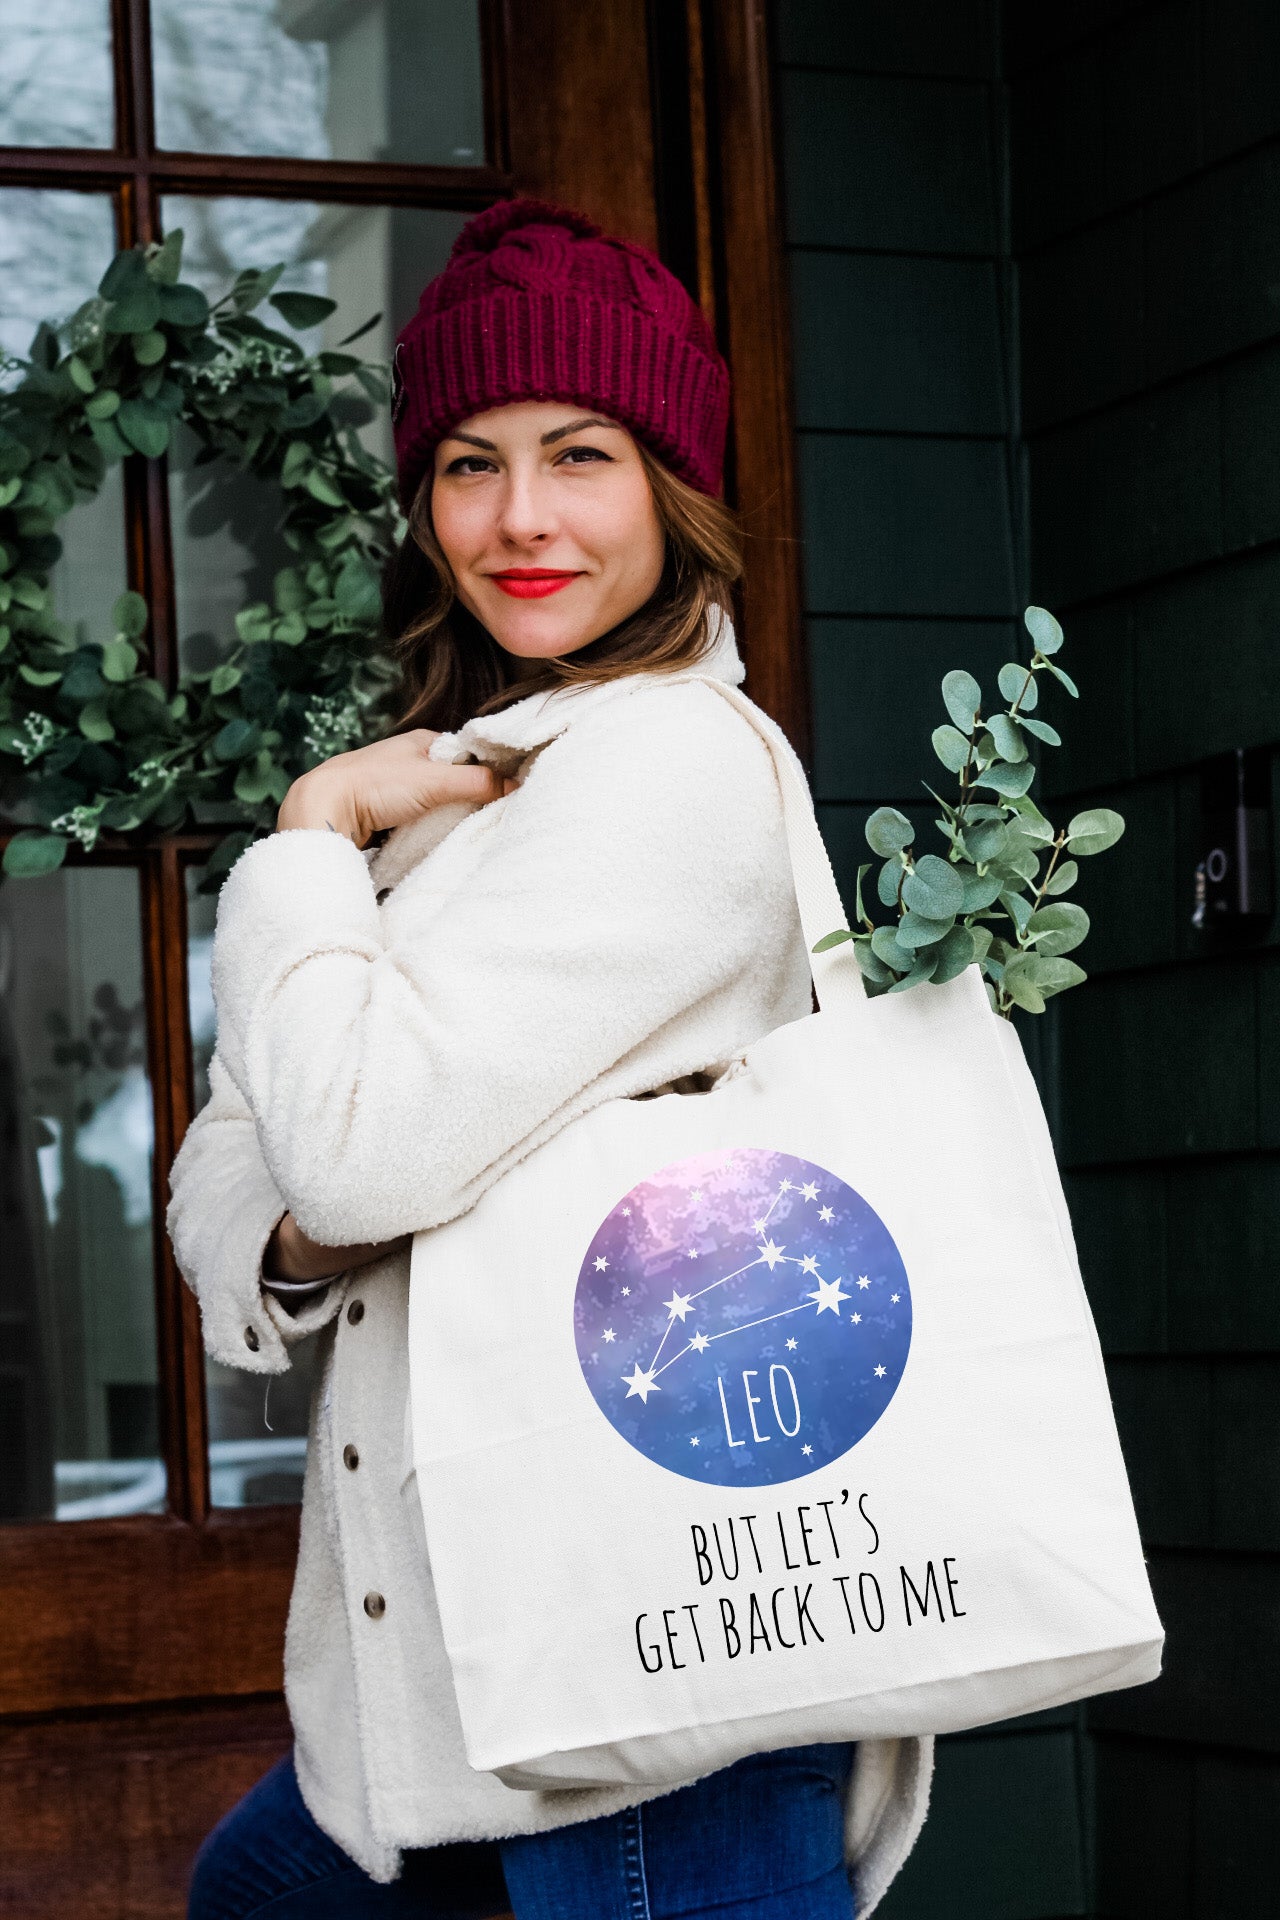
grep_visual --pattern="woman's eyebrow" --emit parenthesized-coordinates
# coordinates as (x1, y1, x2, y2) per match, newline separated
(540, 416, 621, 444)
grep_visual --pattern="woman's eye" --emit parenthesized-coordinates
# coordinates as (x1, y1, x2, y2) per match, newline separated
(558, 445, 611, 465)
(446, 455, 496, 475)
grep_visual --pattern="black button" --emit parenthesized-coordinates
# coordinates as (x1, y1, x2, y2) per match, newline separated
(375, 885, 392, 904)
(343, 1444, 359, 1471)
(244, 1325, 260, 1352)
(347, 1299, 364, 1324)
(363, 1590, 386, 1619)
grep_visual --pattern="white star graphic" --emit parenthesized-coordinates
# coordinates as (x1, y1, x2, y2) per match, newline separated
(758, 1238, 787, 1269)
(874, 1365, 887, 1378)
(801, 1182, 818, 1201)
(819, 1205, 834, 1223)
(689, 1331, 710, 1354)
(786, 1337, 798, 1350)
(664, 1289, 694, 1322)
(807, 1274, 850, 1316)
(851, 1313, 862, 1324)
(690, 1188, 703, 1203)
(802, 1444, 813, 1456)
(602, 1328, 616, 1343)
(891, 1293, 901, 1304)
(621, 1286, 631, 1296)
(689, 1435, 700, 1446)
(753, 1216, 768, 1233)
(687, 1248, 699, 1260)
(594, 1256, 608, 1272)
(779, 1178, 793, 1191)
(622, 1364, 660, 1403)
(622, 1207, 631, 1216)
(799, 1253, 819, 1275)
(857, 1275, 871, 1290)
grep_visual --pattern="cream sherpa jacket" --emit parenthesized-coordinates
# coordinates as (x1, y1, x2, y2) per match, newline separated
(165, 610, 932, 1912)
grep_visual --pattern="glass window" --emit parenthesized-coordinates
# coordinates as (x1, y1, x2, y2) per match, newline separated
(0, 189, 117, 373)
(184, 863, 318, 1507)
(0, 865, 166, 1521)
(151, 0, 484, 167)
(162, 195, 464, 675)
(0, 0, 114, 150)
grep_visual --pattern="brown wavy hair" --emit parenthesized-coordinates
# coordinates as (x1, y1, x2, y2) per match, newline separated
(381, 440, 744, 737)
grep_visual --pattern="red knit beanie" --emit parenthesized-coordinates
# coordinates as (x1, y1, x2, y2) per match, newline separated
(391, 197, 731, 506)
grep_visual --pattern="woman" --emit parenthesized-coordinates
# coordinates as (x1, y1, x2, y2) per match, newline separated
(169, 198, 932, 1920)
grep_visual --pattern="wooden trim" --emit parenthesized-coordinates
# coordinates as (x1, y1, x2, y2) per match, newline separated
(0, 1511, 297, 1715)
(501, 0, 658, 245)
(701, 0, 808, 762)
(0, 147, 512, 207)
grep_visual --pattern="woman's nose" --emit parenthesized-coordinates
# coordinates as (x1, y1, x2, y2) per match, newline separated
(495, 471, 556, 546)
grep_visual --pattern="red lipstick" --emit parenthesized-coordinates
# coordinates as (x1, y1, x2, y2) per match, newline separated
(488, 568, 583, 599)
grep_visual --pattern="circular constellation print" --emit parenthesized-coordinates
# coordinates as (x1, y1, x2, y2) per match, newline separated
(574, 1147, 911, 1486)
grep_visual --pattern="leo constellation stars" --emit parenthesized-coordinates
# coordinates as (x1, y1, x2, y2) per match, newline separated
(614, 1175, 885, 1408)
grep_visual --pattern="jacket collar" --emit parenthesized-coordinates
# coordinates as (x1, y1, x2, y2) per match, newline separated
(367, 608, 745, 892)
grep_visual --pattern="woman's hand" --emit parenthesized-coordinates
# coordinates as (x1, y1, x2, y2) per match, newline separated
(277, 729, 515, 846)
(263, 1211, 412, 1284)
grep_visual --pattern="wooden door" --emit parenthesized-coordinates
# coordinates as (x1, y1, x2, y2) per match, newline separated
(0, 3, 800, 1912)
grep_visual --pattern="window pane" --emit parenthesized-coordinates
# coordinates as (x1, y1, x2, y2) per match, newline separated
(0, 866, 166, 1521)
(184, 863, 318, 1507)
(162, 196, 464, 676)
(152, 0, 484, 166)
(0, 0, 114, 150)
(0, 188, 117, 373)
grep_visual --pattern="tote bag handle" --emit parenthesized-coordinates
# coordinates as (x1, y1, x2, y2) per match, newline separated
(687, 675, 866, 1015)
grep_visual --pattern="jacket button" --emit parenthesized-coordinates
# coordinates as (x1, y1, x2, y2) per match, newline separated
(343, 1444, 359, 1471)
(347, 1299, 364, 1325)
(375, 885, 392, 904)
(244, 1325, 260, 1352)
(363, 1590, 386, 1620)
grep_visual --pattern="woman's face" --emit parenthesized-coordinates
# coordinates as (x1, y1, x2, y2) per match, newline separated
(430, 400, 666, 670)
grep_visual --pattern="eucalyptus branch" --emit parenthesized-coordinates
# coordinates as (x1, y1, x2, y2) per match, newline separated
(812, 606, 1125, 1018)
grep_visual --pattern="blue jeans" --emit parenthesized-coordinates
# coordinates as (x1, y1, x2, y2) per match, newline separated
(189, 1744, 856, 1920)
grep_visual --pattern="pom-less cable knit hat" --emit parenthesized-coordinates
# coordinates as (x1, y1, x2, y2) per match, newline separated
(391, 197, 731, 506)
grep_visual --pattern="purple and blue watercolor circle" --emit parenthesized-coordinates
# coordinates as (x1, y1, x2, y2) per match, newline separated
(573, 1147, 911, 1486)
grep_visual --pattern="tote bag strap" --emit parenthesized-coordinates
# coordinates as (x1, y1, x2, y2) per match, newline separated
(685, 675, 866, 1015)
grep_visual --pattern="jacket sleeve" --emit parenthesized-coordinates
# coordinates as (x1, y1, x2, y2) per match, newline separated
(165, 1048, 348, 1372)
(207, 679, 800, 1247)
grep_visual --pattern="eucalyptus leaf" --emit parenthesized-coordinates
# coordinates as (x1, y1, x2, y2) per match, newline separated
(941, 668, 982, 733)
(1043, 658, 1079, 697)
(1027, 901, 1090, 956)
(898, 908, 955, 949)
(100, 638, 138, 683)
(985, 711, 1027, 763)
(272, 290, 339, 331)
(960, 869, 1003, 911)
(157, 283, 210, 328)
(1002, 955, 1046, 1014)
(931, 923, 975, 983)
(901, 852, 964, 919)
(967, 924, 994, 966)
(78, 699, 115, 741)
(876, 858, 903, 908)
(854, 941, 895, 988)
(853, 861, 871, 927)
(1067, 806, 1125, 856)
(2, 828, 68, 876)
(1019, 715, 1061, 746)
(117, 399, 169, 457)
(113, 590, 148, 638)
(931, 723, 971, 772)
(871, 925, 914, 973)
(865, 806, 915, 857)
(1001, 889, 1032, 936)
(1044, 858, 1079, 896)
(1024, 605, 1064, 655)
(973, 759, 1036, 798)
(966, 819, 1008, 864)
(888, 950, 940, 992)
(133, 330, 167, 365)
(812, 928, 855, 951)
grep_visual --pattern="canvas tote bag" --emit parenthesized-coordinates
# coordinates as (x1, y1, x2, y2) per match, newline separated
(408, 675, 1163, 1791)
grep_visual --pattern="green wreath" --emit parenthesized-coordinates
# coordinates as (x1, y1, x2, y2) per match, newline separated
(0, 229, 402, 886)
